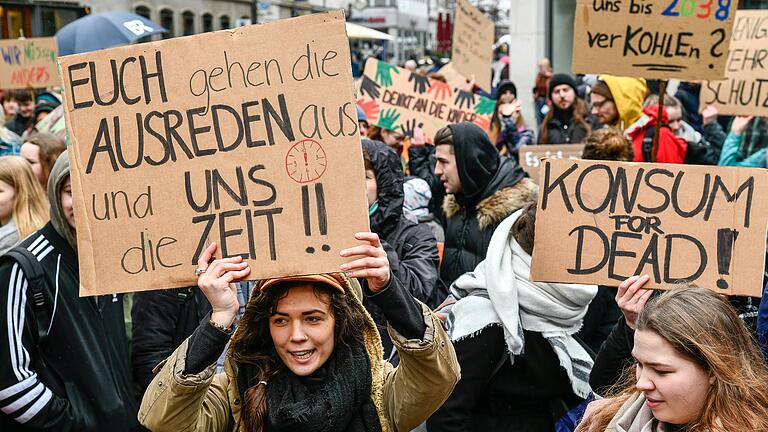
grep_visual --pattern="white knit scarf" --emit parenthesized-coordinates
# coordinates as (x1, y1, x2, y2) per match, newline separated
(445, 209, 597, 398)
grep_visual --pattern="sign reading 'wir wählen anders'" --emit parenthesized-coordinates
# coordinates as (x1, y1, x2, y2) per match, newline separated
(531, 159, 768, 297)
(572, 0, 738, 80)
(59, 12, 370, 296)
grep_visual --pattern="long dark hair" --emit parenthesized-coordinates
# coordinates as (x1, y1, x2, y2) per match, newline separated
(538, 97, 592, 144)
(230, 280, 368, 431)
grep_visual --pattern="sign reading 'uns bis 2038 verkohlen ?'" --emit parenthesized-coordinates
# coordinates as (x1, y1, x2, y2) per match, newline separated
(572, 0, 738, 80)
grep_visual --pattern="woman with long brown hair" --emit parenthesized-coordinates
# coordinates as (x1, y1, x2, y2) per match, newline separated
(139, 233, 460, 432)
(487, 80, 535, 159)
(577, 283, 768, 431)
(538, 74, 596, 145)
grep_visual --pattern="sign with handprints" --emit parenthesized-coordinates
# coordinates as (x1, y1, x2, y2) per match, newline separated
(357, 57, 493, 140)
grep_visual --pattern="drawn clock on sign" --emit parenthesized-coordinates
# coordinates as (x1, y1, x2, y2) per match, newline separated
(285, 139, 327, 183)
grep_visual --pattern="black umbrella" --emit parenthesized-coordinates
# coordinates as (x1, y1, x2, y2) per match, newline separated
(56, 11, 167, 55)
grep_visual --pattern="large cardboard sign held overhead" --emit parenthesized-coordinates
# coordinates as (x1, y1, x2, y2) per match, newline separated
(531, 159, 768, 297)
(58, 11, 370, 296)
(519, 144, 584, 182)
(0, 37, 59, 89)
(572, 0, 738, 80)
(700, 10, 768, 116)
(451, 0, 494, 91)
(358, 57, 494, 139)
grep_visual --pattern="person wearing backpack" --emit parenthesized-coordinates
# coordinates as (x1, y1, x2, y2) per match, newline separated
(0, 151, 141, 431)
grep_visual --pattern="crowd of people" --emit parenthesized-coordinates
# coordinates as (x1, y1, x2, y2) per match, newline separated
(0, 46, 768, 432)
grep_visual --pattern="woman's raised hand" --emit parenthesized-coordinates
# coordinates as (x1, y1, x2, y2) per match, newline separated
(339, 232, 391, 293)
(615, 275, 653, 330)
(196, 242, 250, 328)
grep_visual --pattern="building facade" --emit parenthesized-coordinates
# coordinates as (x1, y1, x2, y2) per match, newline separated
(0, 0, 87, 39)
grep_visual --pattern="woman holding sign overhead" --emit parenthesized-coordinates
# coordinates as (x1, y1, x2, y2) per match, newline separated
(138, 233, 459, 431)
(578, 285, 768, 431)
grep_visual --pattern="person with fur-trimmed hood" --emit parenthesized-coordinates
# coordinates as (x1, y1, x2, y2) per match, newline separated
(433, 122, 537, 295)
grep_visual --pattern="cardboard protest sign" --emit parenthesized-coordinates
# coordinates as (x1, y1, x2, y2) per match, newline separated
(0, 37, 59, 89)
(700, 10, 768, 116)
(531, 159, 768, 297)
(437, 62, 470, 92)
(572, 0, 738, 80)
(358, 57, 493, 139)
(518, 144, 584, 182)
(58, 11, 370, 296)
(451, 0, 494, 91)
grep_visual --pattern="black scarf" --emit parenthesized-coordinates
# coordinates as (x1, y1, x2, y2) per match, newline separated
(265, 341, 382, 432)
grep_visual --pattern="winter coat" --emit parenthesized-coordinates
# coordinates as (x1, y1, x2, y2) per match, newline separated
(0, 152, 140, 431)
(426, 325, 582, 432)
(131, 287, 212, 394)
(675, 82, 703, 133)
(758, 283, 768, 361)
(362, 140, 440, 356)
(589, 317, 636, 397)
(0, 223, 140, 431)
(675, 119, 726, 164)
(439, 123, 537, 289)
(0, 219, 20, 255)
(600, 75, 647, 130)
(138, 275, 461, 432)
(625, 105, 688, 164)
(540, 109, 599, 145)
(576, 285, 622, 355)
(718, 132, 768, 168)
(3, 113, 31, 137)
(487, 116, 535, 157)
(408, 145, 445, 222)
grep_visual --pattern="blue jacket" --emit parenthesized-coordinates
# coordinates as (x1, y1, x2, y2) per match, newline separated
(758, 282, 768, 360)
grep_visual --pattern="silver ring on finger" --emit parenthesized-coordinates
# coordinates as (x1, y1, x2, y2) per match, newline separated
(195, 268, 207, 276)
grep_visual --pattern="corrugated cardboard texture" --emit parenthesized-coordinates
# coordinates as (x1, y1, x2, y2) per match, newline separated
(572, 0, 737, 80)
(358, 57, 494, 139)
(700, 10, 768, 116)
(451, 0, 494, 92)
(531, 159, 768, 297)
(519, 144, 584, 183)
(58, 11, 370, 296)
(0, 37, 59, 89)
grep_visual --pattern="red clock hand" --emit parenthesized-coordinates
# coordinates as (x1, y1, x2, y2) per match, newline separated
(304, 151, 308, 166)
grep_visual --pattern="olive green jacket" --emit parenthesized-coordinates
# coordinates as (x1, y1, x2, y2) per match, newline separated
(138, 277, 460, 432)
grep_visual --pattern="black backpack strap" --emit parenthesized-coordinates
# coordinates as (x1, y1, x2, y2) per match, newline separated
(4, 247, 51, 346)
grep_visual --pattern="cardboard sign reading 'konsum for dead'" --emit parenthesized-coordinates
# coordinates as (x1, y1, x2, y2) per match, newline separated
(519, 144, 584, 182)
(531, 159, 768, 297)
(452, 0, 494, 91)
(358, 57, 493, 139)
(0, 37, 59, 89)
(58, 12, 370, 296)
(700, 10, 768, 116)
(572, 0, 738, 80)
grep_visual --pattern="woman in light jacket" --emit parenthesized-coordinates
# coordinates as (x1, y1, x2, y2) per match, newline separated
(139, 232, 460, 432)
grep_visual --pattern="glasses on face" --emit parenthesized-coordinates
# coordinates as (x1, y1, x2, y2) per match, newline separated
(591, 98, 610, 109)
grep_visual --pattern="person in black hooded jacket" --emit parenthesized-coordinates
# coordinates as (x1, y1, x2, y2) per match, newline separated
(433, 122, 537, 292)
(0, 152, 141, 431)
(362, 139, 440, 358)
